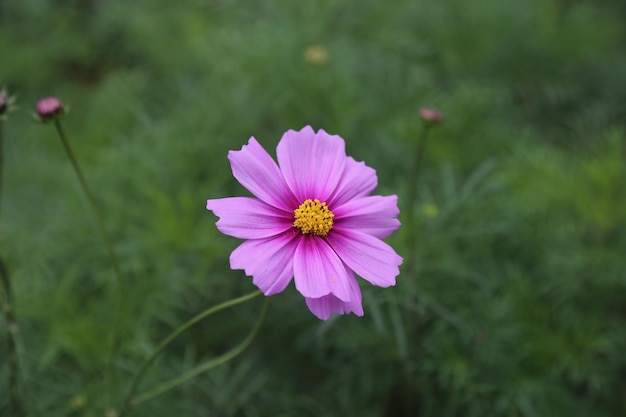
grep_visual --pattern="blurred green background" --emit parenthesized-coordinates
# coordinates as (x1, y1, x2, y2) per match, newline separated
(1, 0, 626, 416)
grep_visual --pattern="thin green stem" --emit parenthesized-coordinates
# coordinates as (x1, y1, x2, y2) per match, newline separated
(407, 124, 431, 213)
(52, 119, 124, 405)
(406, 124, 432, 273)
(0, 119, 4, 211)
(53, 119, 124, 293)
(134, 297, 269, 406)
(1, 118, 25, 417)
(119, 290, 264, 415)
(1, 260, 24, 417)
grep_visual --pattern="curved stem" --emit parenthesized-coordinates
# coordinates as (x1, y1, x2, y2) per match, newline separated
(53, 119, 125, 404)
(135, 297, 270, 405)
(119, 290, 264, 415)
(53, 119, 124, 294)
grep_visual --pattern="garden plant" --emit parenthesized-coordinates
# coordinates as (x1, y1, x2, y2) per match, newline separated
(1, 1, 626, 416)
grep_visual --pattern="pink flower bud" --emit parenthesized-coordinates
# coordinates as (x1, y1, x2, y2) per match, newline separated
(419, 107, 443, 124)
(36, 97, 64, 121)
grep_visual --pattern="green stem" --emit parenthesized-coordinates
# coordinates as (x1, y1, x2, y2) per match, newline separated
(119, 290, 264, 415)
(135, 297, 270, 405)
(1, 117, 25, 417)
(0, 118, 4, 211)
(407, 124, 431, 212)
(406, 124, 432, 274)
(52, 119, 124, 404)
(0, 259, 24, 417)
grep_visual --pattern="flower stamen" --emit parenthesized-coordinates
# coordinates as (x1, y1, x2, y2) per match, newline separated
(293, 199, 334, 236)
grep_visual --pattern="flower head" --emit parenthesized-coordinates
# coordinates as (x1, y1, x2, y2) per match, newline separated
(418, 107, 443, 124)
(206, 126, 402, 320)
(36, 97, 64, 122)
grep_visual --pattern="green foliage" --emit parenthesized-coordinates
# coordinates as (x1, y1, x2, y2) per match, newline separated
(1, 0, 625, 416)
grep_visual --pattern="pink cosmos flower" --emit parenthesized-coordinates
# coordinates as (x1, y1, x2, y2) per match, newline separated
(206, 126, 402, 320)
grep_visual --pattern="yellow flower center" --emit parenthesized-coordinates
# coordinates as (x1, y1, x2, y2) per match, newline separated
(293, 198, 334, 236)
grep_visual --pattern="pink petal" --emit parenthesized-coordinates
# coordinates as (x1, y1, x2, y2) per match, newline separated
(229, 231, 299, 295)
(327, 157, 378, 207)
(305, 273, 364, 320)
(206, 197, 293, 239)
(228, 137, 299, 212)
(277, 126, 346, 203)
(326, 229, 402, 288)
(333, 195, 401, 238)
(293, 236, 354, 302)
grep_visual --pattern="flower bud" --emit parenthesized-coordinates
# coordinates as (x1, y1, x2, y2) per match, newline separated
(418, 107, 443, 124)
(36, 97, 64, 121)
